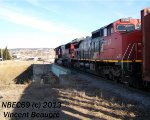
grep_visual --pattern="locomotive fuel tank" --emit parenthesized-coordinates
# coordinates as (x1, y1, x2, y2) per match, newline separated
(85, 63, 90, 68)
(80, 62, 84, 67)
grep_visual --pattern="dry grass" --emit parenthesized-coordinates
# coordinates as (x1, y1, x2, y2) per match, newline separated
(0, 60, 32, 84)
(0, 60, 43, 84)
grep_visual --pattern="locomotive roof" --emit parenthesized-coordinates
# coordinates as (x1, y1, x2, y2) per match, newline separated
(92, 18, 140, 34)
(65, 42, 71, 49)
(71, 37, 84, 43)
(64, 36, 88, 49)
(54, 44, 65, 50)
(54, 45, 61, 50)
(92, 23, 112, 34)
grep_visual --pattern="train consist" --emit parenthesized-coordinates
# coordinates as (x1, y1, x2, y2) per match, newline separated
(54, 8, 150, 88)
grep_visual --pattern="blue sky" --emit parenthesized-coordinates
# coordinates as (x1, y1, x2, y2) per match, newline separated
(0, 0, 149, 48)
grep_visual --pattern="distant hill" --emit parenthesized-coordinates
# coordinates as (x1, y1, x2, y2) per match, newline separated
(9, 48, 55, 60)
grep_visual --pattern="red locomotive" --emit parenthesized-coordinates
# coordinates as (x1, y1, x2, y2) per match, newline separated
(55, 8, 150, 88)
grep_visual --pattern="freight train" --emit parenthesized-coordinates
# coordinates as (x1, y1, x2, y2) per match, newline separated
(54, 8, 150, 88)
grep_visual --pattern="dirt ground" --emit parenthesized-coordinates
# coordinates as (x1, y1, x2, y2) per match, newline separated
(0, 81, 149, 120)
(0, 61, 150, 120)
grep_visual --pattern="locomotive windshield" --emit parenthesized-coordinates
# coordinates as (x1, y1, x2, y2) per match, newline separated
(116, 24, 135, 32)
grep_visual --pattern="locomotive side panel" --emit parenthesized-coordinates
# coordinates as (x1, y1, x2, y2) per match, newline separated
(122, 30, 142, 60)
(79, 37, 91, 60)
(100, 33, 122, 60)
(142, 8, 150, 82)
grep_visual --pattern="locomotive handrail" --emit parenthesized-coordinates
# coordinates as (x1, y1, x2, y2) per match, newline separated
(122, 43, 132, 60)
(122, 43, 135, 72)
(127, 43, 136, 60)
(122, 43, 137, 60)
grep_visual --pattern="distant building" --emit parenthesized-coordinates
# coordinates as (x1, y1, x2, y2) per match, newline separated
(12, 54, 21, 59)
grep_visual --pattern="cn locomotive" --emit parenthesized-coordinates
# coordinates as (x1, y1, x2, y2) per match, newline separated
(55, 8, 150, 88)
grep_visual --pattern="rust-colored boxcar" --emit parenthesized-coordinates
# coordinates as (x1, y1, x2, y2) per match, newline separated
(141, 8, 150, 83)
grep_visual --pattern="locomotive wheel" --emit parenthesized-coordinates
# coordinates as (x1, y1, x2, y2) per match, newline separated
(123, 76, 131, 87)
(125, 80, 130, 87)
(132, 77, 142, 89)
(108, 72, 114, 80)
(105, 74, 109, 80)
(114, 77, 119, 83)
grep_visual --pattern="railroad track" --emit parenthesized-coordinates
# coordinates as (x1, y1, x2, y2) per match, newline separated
(54, 64, 150, 108)
(57, 64, 150, 93)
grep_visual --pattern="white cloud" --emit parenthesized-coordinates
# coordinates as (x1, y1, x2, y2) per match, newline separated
(25, 0, 61, 14)
(25, 0, 39, 6)
(0, 6, 86, 36)
(0, 3, 89, 48)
